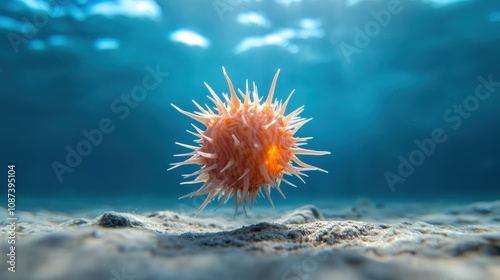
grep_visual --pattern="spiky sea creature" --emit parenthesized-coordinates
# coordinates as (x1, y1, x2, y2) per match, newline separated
(169, 68, 329, 215)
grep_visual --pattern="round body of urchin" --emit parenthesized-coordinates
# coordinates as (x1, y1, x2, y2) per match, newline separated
(169, 67, 330, 215)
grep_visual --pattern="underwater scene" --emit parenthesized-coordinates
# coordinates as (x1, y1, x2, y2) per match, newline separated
(1, 0, 499, 279)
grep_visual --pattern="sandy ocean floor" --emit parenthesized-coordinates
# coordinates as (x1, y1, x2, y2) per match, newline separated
(0, 198, 499, 280)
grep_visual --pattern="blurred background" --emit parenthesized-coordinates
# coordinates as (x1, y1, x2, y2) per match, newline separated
(1, 0, 499, 211)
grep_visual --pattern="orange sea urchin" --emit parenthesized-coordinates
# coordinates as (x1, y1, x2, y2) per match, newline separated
(169, 68, 330, 215)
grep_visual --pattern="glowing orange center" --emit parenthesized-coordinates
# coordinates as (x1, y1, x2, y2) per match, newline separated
(201, 107, 292, 192)
(265, 145, 283, 174)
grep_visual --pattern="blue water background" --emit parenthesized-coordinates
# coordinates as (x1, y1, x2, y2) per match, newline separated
(1, 0, 499, 211)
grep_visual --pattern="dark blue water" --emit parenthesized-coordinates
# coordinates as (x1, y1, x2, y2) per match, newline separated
(1, 0, 499, 212)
